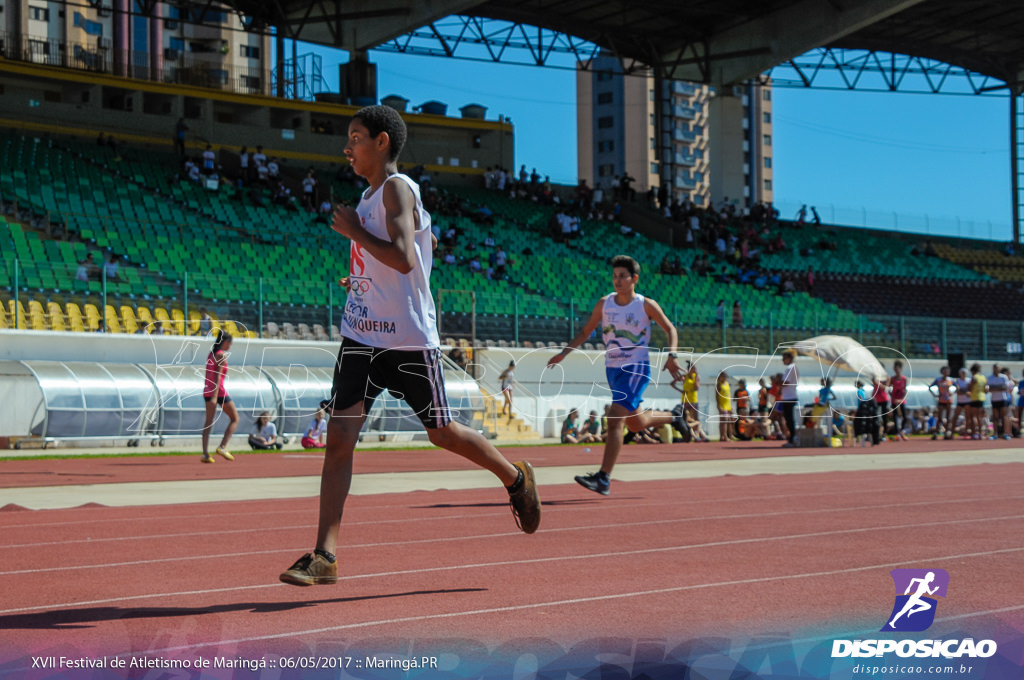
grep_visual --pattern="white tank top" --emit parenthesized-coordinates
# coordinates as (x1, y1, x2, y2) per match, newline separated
(602, 294, 650, 367)
(343, 173, 439, 349)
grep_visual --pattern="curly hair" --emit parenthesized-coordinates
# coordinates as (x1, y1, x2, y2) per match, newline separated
(352, 105, 408, 161)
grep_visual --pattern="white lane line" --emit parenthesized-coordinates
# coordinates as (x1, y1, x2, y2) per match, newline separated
(3, 493, 1022, 574)
(2, 514, 1021, 616)
(111, 547, 1024, 656)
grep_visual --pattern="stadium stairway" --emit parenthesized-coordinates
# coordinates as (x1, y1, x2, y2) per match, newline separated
(481, 394, 541, 441)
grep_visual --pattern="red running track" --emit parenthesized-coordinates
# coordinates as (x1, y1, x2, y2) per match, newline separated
(1, 451, 1023, 668)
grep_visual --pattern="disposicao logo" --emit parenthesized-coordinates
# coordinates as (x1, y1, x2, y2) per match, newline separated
(831, 568, 998, 659)
(882, 568, 949, 632)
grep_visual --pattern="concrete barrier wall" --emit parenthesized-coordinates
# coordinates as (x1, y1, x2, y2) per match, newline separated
(0, 330, 960, 442)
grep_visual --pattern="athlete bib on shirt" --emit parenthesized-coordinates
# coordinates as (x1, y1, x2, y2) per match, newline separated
(343, 174, 439, 349)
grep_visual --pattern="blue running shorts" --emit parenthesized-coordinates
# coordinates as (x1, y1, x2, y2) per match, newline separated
(606, 361, 651, 412)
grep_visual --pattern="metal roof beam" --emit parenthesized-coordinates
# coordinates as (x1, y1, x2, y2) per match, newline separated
(272, 0, 488, 51)
(660, 0, 928, 87)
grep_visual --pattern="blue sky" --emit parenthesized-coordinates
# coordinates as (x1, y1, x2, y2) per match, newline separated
(299, 44, 1014, 242)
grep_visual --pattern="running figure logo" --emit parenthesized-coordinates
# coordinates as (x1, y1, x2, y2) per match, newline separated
(881, 568, 949, 632)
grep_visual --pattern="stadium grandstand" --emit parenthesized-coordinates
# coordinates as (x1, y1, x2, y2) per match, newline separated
(2, 118, 1022, 361)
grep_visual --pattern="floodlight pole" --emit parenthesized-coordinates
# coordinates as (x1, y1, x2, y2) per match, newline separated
(1012, 88, 1022, 245)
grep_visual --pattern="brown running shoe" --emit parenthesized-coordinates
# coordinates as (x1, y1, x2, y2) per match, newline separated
(279, 552, 338, 586)
(508, 461, 541, 534)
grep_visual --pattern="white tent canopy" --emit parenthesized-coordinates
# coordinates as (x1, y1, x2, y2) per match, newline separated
(792, 335, 890, 384)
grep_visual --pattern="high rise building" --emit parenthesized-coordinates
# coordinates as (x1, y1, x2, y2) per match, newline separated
(577, 54, 773, 210)
(1, 1, 271, 94)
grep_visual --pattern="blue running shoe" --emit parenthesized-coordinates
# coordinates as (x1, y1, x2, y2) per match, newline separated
(575, 471, 610, 496)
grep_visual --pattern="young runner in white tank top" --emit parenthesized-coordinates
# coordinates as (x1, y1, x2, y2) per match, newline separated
(279, 106, 540, 587)
(344, 173, 438, 349)
(547, 255, 686, 496)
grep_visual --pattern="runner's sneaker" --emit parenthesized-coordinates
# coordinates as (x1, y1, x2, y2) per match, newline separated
(574, 471, 610, 496)
(216, 447, 234, 461)
(200, 454, 214, 464)
(280, 552, 338, 586)
(508, 461, 541, 533)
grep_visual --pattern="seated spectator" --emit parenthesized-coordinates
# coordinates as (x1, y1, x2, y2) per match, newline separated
(104, 254, 120, 282)
(832, 409, 854, 445)
(301, 409, 328, 449)
(272, 181, 294, 208)
(249, 411, 283, 450)
(448, 346, 469, 372)
(267, 157, 280, 179)
(75, 253, 94, 282)
(443, 249, 456, 265)
(198, 308, 213, 335)
(561, 409, 583, 444)
(469, 255, 482, 273)
(581, 410, 604, 442)
(202, 144, 215, 172)
(625, 426, 661, 444)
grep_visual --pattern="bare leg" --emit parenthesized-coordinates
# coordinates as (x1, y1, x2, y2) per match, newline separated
(219, 400, 240, 450)
(594, 405, 677, 473)
(427, 421, 518, 485)
(951, 405, 964, 436)
(600, 409, 626, 475)
(315, 402, 366, 555)
(201, 400, 217, 456)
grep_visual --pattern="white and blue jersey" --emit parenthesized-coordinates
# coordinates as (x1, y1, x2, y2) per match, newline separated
(602, 294, 651, 411)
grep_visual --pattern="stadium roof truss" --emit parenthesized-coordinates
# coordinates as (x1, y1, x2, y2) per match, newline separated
(192, 0, 1024, 91)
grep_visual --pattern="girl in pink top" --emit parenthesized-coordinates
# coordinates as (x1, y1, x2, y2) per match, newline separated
(873, 377, 892, 440)
(889, 360, 908, 441)
(201, 331, 239, 463)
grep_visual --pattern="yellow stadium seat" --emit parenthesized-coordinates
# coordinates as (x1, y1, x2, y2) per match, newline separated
(47, 302, 65, 331)
(29, 311, 47, 331)
(83, 304, 101, 331)
(171, 310, 185, 335)
(65, 302, 84, 331)
(104, 305, 122, 333)
(10, 301, 29, 329)
(0, 301, 8, 329)
(136, 305, 155, 332)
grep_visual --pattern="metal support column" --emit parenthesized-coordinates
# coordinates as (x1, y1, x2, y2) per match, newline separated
(513, 290, 519, 348)
(1013, 90, 1023, 244)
